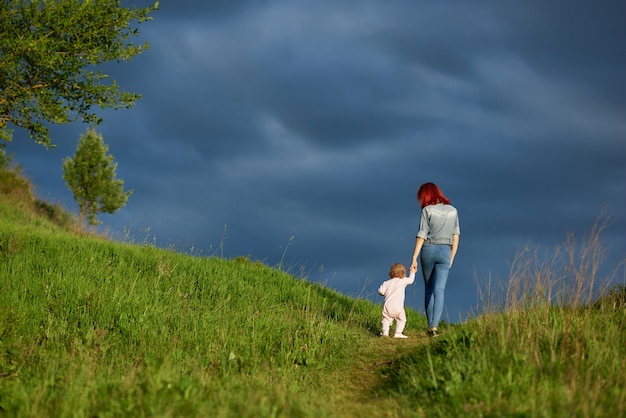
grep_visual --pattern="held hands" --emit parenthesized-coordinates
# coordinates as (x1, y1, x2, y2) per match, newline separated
(410, 263, 418, 273)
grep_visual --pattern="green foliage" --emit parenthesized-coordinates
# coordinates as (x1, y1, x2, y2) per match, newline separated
(1, 169, 624, 417)
(0, 218, 382, 417)
(0, 165, 77, 234)
(0, 147, 12, 170)
(379, 304, 626, 417)
(377, 223, 626, 418)
(0, 166, 29, 198)
(33, 199, 75, 229)
(593, 283, 626, 310)
(0, 0, 159, 147)
(62, 128, 132, 226)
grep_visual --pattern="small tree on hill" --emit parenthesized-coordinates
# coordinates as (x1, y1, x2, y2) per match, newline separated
(62, 129, 132, 227)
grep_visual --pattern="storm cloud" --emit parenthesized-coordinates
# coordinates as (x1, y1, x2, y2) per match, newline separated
(10, 0, 626, 322)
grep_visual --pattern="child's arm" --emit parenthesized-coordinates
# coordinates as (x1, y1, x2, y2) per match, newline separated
(378, 282, 387, 296)
(407, 265, 417, 284)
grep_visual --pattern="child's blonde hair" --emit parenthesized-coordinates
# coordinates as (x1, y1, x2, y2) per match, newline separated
(389, 263, 406, 278)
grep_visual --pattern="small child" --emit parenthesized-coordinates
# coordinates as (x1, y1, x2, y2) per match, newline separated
(378, 262, 416, 338)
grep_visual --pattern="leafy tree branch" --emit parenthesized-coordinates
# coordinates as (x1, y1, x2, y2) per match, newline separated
(0, 0, 159, 147)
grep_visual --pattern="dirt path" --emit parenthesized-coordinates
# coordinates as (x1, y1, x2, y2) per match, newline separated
(325, 331, 431, 417)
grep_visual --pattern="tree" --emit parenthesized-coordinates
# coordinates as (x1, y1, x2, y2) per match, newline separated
(0, 0, 159, 147)
(62, 128, 132, 227)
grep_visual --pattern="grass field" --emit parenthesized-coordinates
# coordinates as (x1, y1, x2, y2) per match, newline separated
(1, 166, 624, 417)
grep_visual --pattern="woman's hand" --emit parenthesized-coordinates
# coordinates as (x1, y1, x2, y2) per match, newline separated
(450, 235, 459, 268)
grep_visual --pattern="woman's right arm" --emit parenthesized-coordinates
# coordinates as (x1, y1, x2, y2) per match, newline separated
(411, 237, 424, 270)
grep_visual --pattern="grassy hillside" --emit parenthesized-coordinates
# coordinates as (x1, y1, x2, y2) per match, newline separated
(0, 167, 428, 417)
(1, 166, 625, 417)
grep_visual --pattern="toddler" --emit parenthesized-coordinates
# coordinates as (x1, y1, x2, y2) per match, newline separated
(378, 263, 416, 338)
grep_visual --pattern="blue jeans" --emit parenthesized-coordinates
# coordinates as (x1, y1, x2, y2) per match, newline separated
(420, 244, 451, 329)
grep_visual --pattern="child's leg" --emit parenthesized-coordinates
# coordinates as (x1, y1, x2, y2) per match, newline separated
(394, 311, 407, 335)
(381, 312, 392, 336)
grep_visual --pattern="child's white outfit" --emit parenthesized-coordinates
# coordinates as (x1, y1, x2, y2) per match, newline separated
(378, 272, 415, 337)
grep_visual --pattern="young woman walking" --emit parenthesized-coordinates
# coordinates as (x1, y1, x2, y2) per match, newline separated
(410, 182, 460, 337)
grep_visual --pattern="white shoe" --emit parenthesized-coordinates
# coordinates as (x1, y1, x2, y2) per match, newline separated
(380, 332, 389, 337)
(394, 334, 408, 339)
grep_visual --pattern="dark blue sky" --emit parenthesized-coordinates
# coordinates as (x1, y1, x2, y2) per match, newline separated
(9, 0, 626, 323)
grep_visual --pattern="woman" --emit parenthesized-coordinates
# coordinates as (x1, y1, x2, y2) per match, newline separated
(411, 183, 460, 337)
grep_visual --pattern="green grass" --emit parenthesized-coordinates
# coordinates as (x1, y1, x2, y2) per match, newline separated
(377, 218, 626, 418)
(1, 167, 624, 417)
(0, 221, 387, 416)
(378, 300, 626, 417)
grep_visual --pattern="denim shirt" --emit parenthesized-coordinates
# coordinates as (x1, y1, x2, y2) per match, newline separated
(416, 203, 460, 245)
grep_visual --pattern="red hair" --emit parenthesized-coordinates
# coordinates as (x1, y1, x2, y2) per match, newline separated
(417, 182, 451, 208)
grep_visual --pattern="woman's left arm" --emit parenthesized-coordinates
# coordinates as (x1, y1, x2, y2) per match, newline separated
(450, 234, 459, 267)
